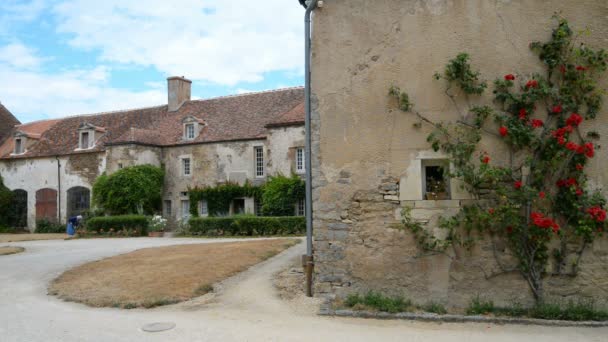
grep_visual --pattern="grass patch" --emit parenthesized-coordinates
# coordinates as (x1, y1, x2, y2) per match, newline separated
(49, 238, 299, 309)
(0, 233, 66, 243)
(344, 292, 412, 314)
(466, 297, 608, 321)
(0, 246, 25, 255)
(423, 301, 447, 315)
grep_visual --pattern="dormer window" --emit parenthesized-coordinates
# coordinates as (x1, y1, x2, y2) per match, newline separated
(80, 131, 90, 149)
(14, 137, 24, 154)
(182, 116, 205, 141)
(185, 123, 195, 140)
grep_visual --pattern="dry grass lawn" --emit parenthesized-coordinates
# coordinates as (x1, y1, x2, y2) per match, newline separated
(0, 233, 66, 243)
(0, 246, 25, 255)
(49, 238, 300, 309)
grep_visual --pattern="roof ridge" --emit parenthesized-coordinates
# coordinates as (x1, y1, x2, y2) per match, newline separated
(190, 86, 304, 103)
(19, 104, 168, 125)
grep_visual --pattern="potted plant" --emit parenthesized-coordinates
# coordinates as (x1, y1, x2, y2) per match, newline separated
(425, 178, 448, 200)
(148, 215, 167, 237)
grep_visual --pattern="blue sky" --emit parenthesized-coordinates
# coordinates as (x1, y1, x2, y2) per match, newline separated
(0, 1, 305, 123)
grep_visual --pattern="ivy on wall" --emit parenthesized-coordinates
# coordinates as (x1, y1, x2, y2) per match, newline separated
(188, 174, 305, 217)
(0, 175, 13, 228)
(390, 15, 607, 304)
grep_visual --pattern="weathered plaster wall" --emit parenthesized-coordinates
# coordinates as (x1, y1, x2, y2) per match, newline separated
(267, 126, 306, 176)
(0, 153, 105, 230)
(105, 145, 162, 174)
(311, 0, 608, 308)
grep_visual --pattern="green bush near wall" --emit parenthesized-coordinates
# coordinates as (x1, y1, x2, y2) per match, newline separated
(188, 216, 305, 236)
(0, 175, 13, 229)
(85, 215, 149, 236)
(35, 219, 65, 233)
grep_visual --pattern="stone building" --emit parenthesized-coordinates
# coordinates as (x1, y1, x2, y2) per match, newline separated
(309, 0, 608, 308)
(0, 77, 305, 230)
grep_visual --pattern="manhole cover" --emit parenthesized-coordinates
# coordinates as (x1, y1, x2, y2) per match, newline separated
(142, 322, 176, 333)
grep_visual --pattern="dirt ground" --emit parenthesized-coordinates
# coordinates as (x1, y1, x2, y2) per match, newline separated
(0, 246, 25, 255)
(49, 238, 299, 308)
(0, 233, 66, 243)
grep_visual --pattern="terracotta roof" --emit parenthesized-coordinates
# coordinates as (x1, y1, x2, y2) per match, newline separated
(0, 87, 304, 159)
(0, 103, 20, 144)
(0, 119, 61, 158)
(266, 102, 305, 128)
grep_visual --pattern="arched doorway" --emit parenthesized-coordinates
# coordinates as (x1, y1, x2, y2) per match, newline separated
(36, 188, 57, 222)
(67, 186, 90, 218)
(9, 189, 28, 228)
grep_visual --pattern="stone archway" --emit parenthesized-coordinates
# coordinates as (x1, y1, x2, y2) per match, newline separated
(36, 188, 57, 222)
(67, 186, 90, 219)
(9, 189, 28, 228)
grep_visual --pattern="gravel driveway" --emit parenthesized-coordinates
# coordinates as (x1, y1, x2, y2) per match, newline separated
(1, 237, 606, 342)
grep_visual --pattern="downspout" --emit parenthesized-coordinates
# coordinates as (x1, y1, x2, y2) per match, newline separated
(56, 156, 61, 223)
(304, 0, 319, 298)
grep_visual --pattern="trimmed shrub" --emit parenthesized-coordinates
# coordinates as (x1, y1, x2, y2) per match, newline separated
(262, 174, 304, 216)
(36, 219, 65, 233)
(86, 215, 149, 236)
(188, 216, 305, 236)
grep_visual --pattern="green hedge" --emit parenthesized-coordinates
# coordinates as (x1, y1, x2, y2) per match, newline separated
(189, 216, 305, 236)
(36, 219, 65, 233)
(85, 215, 149, 236)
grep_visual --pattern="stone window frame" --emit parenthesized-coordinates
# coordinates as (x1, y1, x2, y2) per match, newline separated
(295, 197, 305, 216)
(164, 200, 172, 217)
(180, 199, 190, 221)
(13, 137, 25, 155)
(181, 156, 192, 177)
(421, 159, 451, 200)
(198, 200, 209, 217)
(253, 145, 265, 178)
(295, 147, 305, 174)
(184, 123, 196, 140)
(182, 116, 204, 141)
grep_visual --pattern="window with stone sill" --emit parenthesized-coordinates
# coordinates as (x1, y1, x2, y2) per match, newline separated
(79, 131, 93, 149)
(296, 147, 305, 173)
(182, 158, 191, 176)
(185, 123, 195, 140)
(14, 138, 24, 154)
(198, 200, 209, 217)
(164, 200, 172, 217)
(422, 160, 451, 200)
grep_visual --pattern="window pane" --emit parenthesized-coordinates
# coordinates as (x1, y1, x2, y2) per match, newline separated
(81, 132, 89, 149)
(164, 200, 172, 216)
(183, 158, 191, 175)
(186, 124, 195, 139)
(296, 148, 305, 172)
(254, 147, 264, 177)
(182, 200, 190, 220)
(15, 139, 22, 154)
(199, 200, 208, 216)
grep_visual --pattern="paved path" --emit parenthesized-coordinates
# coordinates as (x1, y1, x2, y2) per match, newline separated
(1, 237, 606, 341)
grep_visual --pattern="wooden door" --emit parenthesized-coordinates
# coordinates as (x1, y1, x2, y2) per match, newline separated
(36, 188, 57, 222)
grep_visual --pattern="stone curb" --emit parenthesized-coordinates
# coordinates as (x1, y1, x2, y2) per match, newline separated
(319, 308, 608, 328)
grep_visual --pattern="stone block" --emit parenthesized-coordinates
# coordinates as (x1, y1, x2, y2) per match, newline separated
(384, 195, 399, 201)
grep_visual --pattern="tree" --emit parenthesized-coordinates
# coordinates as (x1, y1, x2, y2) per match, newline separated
(391, 16, 607, 304)
(0, 175, 13, 227)
(262, 174, 305, 216)
(92, 165, 164, 215)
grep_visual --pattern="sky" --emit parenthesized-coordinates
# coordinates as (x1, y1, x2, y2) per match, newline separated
(0, 0, 305, 123)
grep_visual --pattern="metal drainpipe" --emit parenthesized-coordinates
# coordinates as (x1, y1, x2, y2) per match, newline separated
(56, 156, 61, 223)
(304, 0, 318, 298)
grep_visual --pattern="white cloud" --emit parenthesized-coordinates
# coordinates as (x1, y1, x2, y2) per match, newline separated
(0, 50, 165, 122)
(52, 0, 305, 86)
(0, 42, 45, 69)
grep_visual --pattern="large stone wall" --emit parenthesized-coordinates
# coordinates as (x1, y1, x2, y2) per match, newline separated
(311, 0, 608, 308)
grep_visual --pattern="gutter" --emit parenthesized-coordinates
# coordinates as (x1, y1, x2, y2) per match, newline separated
(303, 0, 319, 298)
(56, 156, 61, 223)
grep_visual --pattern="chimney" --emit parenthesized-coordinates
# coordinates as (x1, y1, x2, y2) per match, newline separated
(167, 76, 192, 112)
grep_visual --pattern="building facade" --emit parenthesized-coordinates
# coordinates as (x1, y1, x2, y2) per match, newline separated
(0, 78, 305, 230)
(310, 0, 608, 308)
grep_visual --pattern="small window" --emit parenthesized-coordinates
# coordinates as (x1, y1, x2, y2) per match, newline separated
(180, 191, 189, 197)
(254, 146, 264, 177)
(185, 123, 195, 140)
(296, 147, 305, 173)
(296, 198, 305, 216)
(423, 161, 450, 200)
(80, 131, 90, 149)
(254, 199, 263, 216)
(198, 200, 209, 217)
(118, 163, 123, 169)
(232, 199, 245, 215)
(14, 138, 23, 154)
(164, 200, 172, 217)
(182, 158, 191, 176)
(181, 200, 190, 220)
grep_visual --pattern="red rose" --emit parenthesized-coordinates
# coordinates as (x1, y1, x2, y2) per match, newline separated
(585, 142, 595, 158)
(556, 179, 567, 187)
(567, 178, 577, 187)
(525, 80, 538, 89)
(576, 145, 586, 155)
(557, 136, 566, 146)
(576, 163, 584, 171)
(552, 105, 563, 114)
(499, 126, 508, 137)
(565, 113, 583, 127)
(514, 180, 523, 189)
(482, 155, 490, 164)
(519, 108, 527, 120)
(539, 191, 546, 199)
(576, 188, 583, 196)
(531, 119, 543, 128)
(559, 65, 566, 74)
(504, 74, 515, 81)
(488, 208, 495, 215)
(566, 141, 579, 152)
(576, 65, 587, 71)
(588, 206, 607, 222)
